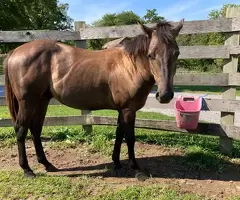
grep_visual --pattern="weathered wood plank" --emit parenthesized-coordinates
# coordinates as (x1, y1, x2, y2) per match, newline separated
(229, 46, 240, 54)
(0, 97, 5, 105)
(79, 18, 239, 40)
(144, 96, 240, 112)
(174, 73, 229, 86)
(0, 45, 238, 60)
(0, 75, 4, 85)
(179, 46, 229, 59)
(104, 43, 231, 59)
(1, 116, 240, 140)
(1, 96, 240, 113)
(75, 21, 93, 134)
(219, 7, 240, 156)
(0, 18, 239, 43)
(1, 73, 240, 87)
(0, 54, 6, 58)
(0, 30, 80, 43)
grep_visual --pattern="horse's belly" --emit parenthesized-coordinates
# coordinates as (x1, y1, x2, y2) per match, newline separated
(53, 87, 117, 110)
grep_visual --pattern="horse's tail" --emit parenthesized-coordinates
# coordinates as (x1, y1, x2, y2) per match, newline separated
(3, 50, 18, 123)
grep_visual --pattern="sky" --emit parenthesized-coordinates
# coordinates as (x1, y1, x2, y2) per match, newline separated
(59, 0, 240, 24)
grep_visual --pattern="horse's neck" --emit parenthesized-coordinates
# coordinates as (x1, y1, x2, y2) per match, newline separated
(134, 55, 154, 82)
(132, 55, 156, 93)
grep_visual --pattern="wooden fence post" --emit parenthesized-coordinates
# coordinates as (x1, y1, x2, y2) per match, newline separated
(220, 7, 240, 156)
(74, 21, 93, 134)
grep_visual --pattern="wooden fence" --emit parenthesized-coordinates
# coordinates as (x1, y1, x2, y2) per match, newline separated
(1, 7, 240, 155)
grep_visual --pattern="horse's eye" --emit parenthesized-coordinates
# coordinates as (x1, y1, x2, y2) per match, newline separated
(174, 51, 180, 57)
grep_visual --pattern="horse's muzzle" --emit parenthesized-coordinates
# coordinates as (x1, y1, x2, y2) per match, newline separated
(155, 90, 174, 104)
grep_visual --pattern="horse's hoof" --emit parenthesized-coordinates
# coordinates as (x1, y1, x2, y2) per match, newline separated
(114, 168, 125, 177)
(135, 171, 148, 181)
(46, 164, 59, 172)
(24, 171, 36, 178)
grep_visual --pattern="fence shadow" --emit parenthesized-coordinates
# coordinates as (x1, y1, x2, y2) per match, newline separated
(56, 153, 240, 181)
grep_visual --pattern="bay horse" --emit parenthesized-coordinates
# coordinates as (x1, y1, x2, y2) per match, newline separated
(3, 19, 184, 179)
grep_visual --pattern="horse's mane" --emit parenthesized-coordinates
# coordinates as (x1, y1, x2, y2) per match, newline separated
(122, 20, 174, 56)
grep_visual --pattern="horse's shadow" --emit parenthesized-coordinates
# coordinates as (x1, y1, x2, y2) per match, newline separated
(54, 154, 240, 181)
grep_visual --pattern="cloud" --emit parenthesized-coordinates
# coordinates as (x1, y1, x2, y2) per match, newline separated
(159, 0, 200, 21)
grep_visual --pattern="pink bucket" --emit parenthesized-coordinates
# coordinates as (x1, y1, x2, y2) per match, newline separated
(174, 95, 202, 130)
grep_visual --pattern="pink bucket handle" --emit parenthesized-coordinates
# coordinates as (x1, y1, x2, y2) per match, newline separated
(182, 97, 195, 102)
(176, 95, 195, 102)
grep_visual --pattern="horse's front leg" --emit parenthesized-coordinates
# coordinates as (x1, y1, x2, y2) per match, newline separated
(121, 109, 148, 181)
(112, 112, 125, 176)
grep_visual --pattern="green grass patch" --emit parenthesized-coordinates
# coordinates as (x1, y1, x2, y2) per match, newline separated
(0, 170, 204, 200)
(0, 170, 94, 200)
(91, 185, 202, 200)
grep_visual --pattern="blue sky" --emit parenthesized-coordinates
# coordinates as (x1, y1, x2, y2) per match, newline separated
(59, 0, 240, 24)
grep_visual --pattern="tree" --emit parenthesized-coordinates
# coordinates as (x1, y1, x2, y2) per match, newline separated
(176, 4, 240, 72)
(0, 0, 73, 31)
(87, 11, 143, 50)
(143, 9, 164, 23)
(88, 9, 164, 50)
(208, 4, 239, 19)
(0, 0, 73, 53)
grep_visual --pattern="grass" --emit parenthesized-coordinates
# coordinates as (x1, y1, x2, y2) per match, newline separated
(0, 170, 206, 200)
(0, 105, 240, 199)
(1, 105, 240, 157)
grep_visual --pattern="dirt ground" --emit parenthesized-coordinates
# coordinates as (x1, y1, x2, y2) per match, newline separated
(0, 141, 240, 199)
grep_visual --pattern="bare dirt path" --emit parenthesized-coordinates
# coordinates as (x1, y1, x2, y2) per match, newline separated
(1, 141, 240, 199)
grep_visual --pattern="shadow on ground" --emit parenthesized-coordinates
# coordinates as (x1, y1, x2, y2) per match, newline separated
(54, 154, 240, 181)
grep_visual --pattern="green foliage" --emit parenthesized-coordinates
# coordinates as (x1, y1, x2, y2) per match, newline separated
(143, 8, 164, 23)
(177, 4, 240, 72)
(208, 4, 239, 19)
(0, 0, 73, 31)
(0, 0, 73, 53)
(176, 31, 225, 73)
(87, 9, 163, 50)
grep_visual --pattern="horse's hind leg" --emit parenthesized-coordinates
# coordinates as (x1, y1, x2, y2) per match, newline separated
(30, 98, 58, 172)
(15, 101, 35, 177)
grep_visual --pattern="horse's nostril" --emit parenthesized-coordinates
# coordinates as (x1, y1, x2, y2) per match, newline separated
(148, 53, 155, 59)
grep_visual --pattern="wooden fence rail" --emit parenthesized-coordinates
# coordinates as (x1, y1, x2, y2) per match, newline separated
(1, 46, 239, 60)
(1, 7, 240, 155)
(1, 17, 240, 43)
(2, 73, 240, 87)
(0, 115, 240, 140)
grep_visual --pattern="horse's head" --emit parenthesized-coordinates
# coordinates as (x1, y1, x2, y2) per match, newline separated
(138, 19, 184, 104)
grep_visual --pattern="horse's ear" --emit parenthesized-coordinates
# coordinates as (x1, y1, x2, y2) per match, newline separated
(172, 18, 184, 37)
(137, 21, 152, 37)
